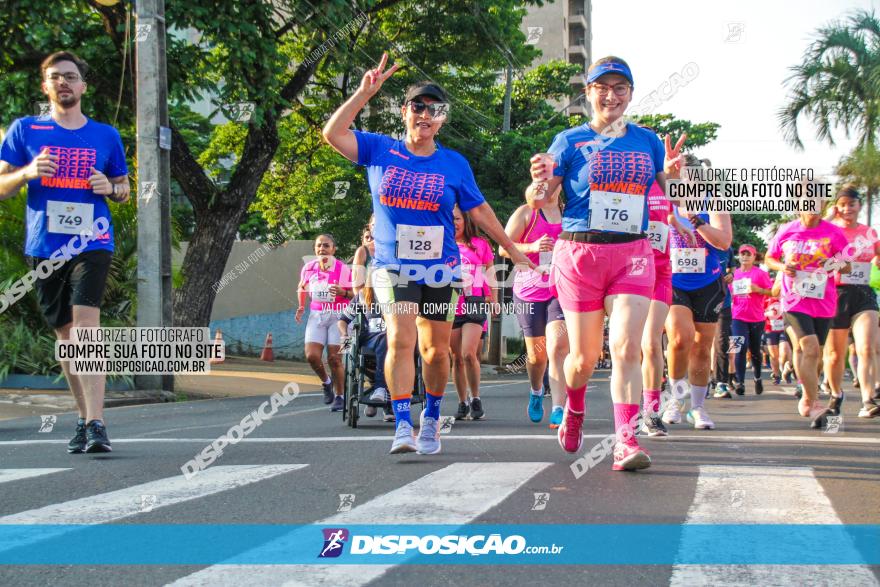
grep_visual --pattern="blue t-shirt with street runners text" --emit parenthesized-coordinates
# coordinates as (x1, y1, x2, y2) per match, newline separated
(548, 122, 664, 234)
(354, 131, 485, 284)
(1, 116, 127, 258)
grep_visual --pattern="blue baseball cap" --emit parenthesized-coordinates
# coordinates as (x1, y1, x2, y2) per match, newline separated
(587, 61, 634, 85)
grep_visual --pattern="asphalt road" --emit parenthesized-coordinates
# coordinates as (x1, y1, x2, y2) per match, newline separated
(0, 373, 878, 587)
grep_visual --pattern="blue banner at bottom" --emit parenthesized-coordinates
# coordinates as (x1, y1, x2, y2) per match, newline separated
(0, 525, 877, 565)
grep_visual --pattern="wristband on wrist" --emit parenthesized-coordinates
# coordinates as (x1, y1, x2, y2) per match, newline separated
(690, 216, 706, 229)
(530, 180, 548, 198)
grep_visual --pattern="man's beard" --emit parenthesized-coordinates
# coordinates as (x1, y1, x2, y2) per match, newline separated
(52, 92, 80, 108)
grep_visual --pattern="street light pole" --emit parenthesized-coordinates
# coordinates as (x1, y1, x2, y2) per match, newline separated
(503, 62, 512, 132)
(135, 0, 173, 391)
(488, 60, 515, 367)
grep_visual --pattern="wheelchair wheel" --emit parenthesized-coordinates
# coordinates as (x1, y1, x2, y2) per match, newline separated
(347, 391, 359, 428)
(343, 351, 359, 427)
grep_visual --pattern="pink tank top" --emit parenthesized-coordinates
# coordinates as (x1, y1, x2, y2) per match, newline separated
(647, 181, 672, 260)
(513, 208, 562, 302)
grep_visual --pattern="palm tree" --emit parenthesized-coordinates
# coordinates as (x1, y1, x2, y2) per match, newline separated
(779, 9, 880, 222)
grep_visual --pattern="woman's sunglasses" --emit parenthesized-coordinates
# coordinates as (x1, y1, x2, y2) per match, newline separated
(407, 101, 449, 119)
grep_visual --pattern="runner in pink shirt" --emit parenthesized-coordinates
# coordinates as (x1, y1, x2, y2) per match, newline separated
(450, 206, 496, 421)
(729, 244, 773, 396)
(765, 212, 849, 426)
(640, 179, 694, 436)
(501, 186, 568, 428)
(824, 187, 880, 419)
(296, 234, 353, 411)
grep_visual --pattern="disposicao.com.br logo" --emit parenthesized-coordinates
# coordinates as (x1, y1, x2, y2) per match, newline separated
(319, 528, 563, 558)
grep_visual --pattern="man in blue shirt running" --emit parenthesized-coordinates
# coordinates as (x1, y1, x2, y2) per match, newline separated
(0, 51, 130, 454)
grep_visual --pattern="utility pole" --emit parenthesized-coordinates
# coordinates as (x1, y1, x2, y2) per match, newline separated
(135, 0, 174, 391)
(502, 63, 512, 132)
(488, 61, 515, 367)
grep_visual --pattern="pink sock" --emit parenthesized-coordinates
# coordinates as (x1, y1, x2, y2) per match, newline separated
(643, 389, 661, 413)
(566, 385, 587, 413)
(613, 403, 641, 447)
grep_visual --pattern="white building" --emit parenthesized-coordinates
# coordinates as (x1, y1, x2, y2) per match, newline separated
(521, 0, 592, 115)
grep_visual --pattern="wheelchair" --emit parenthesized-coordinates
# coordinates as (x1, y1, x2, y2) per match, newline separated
(341, 303, 426, 428)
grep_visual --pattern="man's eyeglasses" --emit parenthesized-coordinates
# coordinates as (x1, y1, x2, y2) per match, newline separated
(407, 101, 449, 119)
(589, 83, 631, 97)
(46, 72, 82, 84)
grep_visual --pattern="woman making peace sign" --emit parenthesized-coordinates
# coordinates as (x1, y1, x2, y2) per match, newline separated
(323, 53, 533, 456)
(526, 56, 706, 471)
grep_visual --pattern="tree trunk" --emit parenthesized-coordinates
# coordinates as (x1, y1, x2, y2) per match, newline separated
(172, 202, 242, 326)
(166, 0, 404, 326)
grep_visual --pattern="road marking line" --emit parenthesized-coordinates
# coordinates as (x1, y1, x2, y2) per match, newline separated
(478, 380, 529, 389)
(0, 468, 70, 485)
(670, 465, 879, 586)
(2, 434, 879, 446)
(0, 465, 307, 553)
(168, 462, 551, 586)
(142, 406, 329, 436)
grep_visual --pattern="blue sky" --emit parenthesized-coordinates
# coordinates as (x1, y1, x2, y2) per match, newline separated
(593, 0, 876, 180)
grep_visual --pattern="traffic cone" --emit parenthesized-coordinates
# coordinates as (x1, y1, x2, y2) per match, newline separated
(210, 329, 225, 365)
(260, 332, 274, 362)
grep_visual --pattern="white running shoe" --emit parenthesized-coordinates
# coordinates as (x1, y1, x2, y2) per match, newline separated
(369, 387, 389, 402)
(416, 412, 441, 455)
(662, 399, 682, 425)
(687, 406, 715, 430)
(389, 421, 417, 454)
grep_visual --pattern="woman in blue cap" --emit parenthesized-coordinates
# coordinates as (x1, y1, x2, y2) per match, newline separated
(526, 56, 689, 471)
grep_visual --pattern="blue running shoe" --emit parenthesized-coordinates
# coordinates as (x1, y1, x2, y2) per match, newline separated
(549, 406, 563, 429)
(528, 393, 544, 423)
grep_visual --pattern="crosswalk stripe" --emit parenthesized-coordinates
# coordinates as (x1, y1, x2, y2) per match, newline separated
(670, 465, 879, 586)
(0, 468, 70, 485)
(168, 461, 551, 586)
(0, 465, 307, 554)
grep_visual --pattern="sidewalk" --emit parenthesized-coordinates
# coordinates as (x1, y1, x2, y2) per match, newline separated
(175, 356, 326, 398)
(0, 387, 175, 421)
(0, 356, 516, 421)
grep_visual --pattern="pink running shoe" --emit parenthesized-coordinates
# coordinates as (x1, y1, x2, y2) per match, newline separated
(612, 443, 651, 471)
(557, 403, 584, 453)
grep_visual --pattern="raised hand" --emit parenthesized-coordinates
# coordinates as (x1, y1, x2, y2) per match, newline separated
(529, 153, 556, 182)
(663, 133, 687, 179)
(358, 52, 400, 99)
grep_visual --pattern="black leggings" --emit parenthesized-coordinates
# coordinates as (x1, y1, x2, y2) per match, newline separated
(715, 307, 732, 383)
(732, 319, 764, 383)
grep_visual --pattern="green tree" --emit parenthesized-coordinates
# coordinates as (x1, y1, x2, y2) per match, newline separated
(0, 0, 543, 326)
(628, 113, 720, 151)
(779, 9, 880, 222)
(837, 143, 880, 210)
